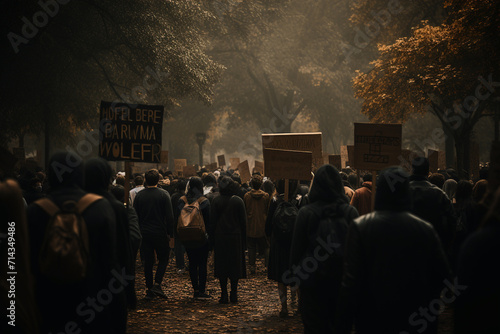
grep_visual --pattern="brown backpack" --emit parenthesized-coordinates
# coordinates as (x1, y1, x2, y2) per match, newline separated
(35, 194, 101, 284)
(177, 196, 208, 244)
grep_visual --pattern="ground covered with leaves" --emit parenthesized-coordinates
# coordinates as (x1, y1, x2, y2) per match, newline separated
(127, 256, 303, 333)
(127, 254, 454, 333)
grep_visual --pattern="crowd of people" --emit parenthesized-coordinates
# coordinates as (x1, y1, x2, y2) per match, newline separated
(1, 151, 499, 334)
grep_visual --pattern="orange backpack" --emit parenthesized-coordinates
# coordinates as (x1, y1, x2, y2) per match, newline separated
(35, 194, 101, 283)
(177, 196, 208, 244)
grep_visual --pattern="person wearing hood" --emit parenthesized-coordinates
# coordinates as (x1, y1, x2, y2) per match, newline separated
(84, 158, 136, 316)
(178, 176, 212, 299)
(350, 173, 373, 216)
(443, 178, 458, 202)
(409, 157, 456, 260)
(244, 174, 271, 275)
(211, 176, 247, 303)
(26, 152, 119, 333)
(335, 167, 451, 334)
(289, 165, 359, 332)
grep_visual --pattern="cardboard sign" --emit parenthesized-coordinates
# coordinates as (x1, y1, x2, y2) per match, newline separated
(428, 149, 446, 173)
(160, 151, 169, 164)
(438, 151, 446, 170)
(262, 132, 323, 170)
(254, 160, 264, 174)
(230, 158, 240, 170)
(206, 162, 218, 171)
(99, 101, 164, 162)
(217, 154, 226, 167)
(183, 165, 197, 177)
(329, 155, 342, 170)
(340, 146, 348, 168)
(353, 123, 402, 171)
(237, 160, 251, 184)
(174, 159, 187, 172)
(347, 145, 355, 167)
(263, 148, 313, 181)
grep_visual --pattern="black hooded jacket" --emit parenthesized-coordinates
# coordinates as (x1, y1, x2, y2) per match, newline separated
(26, 152, 121, 333)
(336, 167, 451, 334)
(289, 165, 359, 284)
(84, 158, 136, 310)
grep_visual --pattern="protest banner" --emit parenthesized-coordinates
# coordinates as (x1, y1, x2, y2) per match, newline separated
(340, 145, 348, 168)
(329, 155, 342, 170)
(263, 148, 313, 181)
(183, 165, 197, 177)
(254, 160, 264, 174)
(347, 145, 355, 167)
(237, 160, 251, 184)
(217, 154, 226, 167)
(262, 132, 322, 169)
(174, 159, 187, 172)
(99, 101, 164, 162)
(353, 123, 402, 171)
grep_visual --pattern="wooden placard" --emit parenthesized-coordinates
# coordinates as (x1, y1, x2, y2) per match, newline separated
(262, 132, 323, 170)
(353, 123, 402, 171)
(206, 162, 218, 171)
(340, 145, 348, 168)
(217, 154, 226, 167)
(438, 151, 446, 170)
(329, 155, 342, 170)
(99, 101, 164, 162)
(160, 150, 169, 165)
(254, 160, 264, 174)
(428, 149, 439, 173)
(230, 158, 240, 170)
(347, 145, 355, 167)
(174, 159, 187, 172)
(237, 160, 251, 184)
(263, 148, 313, 181)
(182, 165, 197, 177)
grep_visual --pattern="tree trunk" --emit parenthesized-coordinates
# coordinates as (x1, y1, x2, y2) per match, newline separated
(453, 128, 472, 179)
(44, 108, 51, 170)
(444, 126, 455, 169)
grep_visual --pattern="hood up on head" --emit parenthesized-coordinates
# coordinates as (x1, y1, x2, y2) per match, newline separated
(83, 157, 113, 195)
(48, 151, 84, 190)
(374, 166, 412, 212)
(309, 164, 348, 204)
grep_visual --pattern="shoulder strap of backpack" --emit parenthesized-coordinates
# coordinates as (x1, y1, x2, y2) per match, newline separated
(76, 194, 103, 214)
(34, 198, 59, 216)
(196, 196, 208, 204)
(180, 196, 189, 205)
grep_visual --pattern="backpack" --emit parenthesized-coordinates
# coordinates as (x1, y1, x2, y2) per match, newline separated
(272, 198, 299, 243)
(306, 203, 352, 282)
(177, 196, 208, 244)
(35, 194, 101, 284)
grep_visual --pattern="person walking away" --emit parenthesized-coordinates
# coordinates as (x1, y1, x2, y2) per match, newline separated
(84, 158, 136, 314)
(266, 179, 300, 318)
(211, 176, 247, 303)
(27, 152, 121, 333)
(244, 175, 270, 274)
(129, 175, 145, 206)
(134, 169, 174, 300)
(335, 167, 451, 334)
(178, 177, 211, 299)
(171, 178, 188, 274)
(408, 158, 456, 261)
(289, 166, 358, 332)
(455, 186, 500, 333)
(350, 173, 372, 216)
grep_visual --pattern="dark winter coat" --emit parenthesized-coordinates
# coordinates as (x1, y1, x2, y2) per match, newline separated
(244, 189, 270, 238)
(211, 194, 247, 279)
(336, 167, 451, 334)
(26, 152, 123, 334)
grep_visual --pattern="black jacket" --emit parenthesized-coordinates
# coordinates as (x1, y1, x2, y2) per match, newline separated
(409, 178, 456, 256)
(336, 211, 451, 334)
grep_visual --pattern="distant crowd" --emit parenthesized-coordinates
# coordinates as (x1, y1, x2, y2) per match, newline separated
(1, 152, 499, 334)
